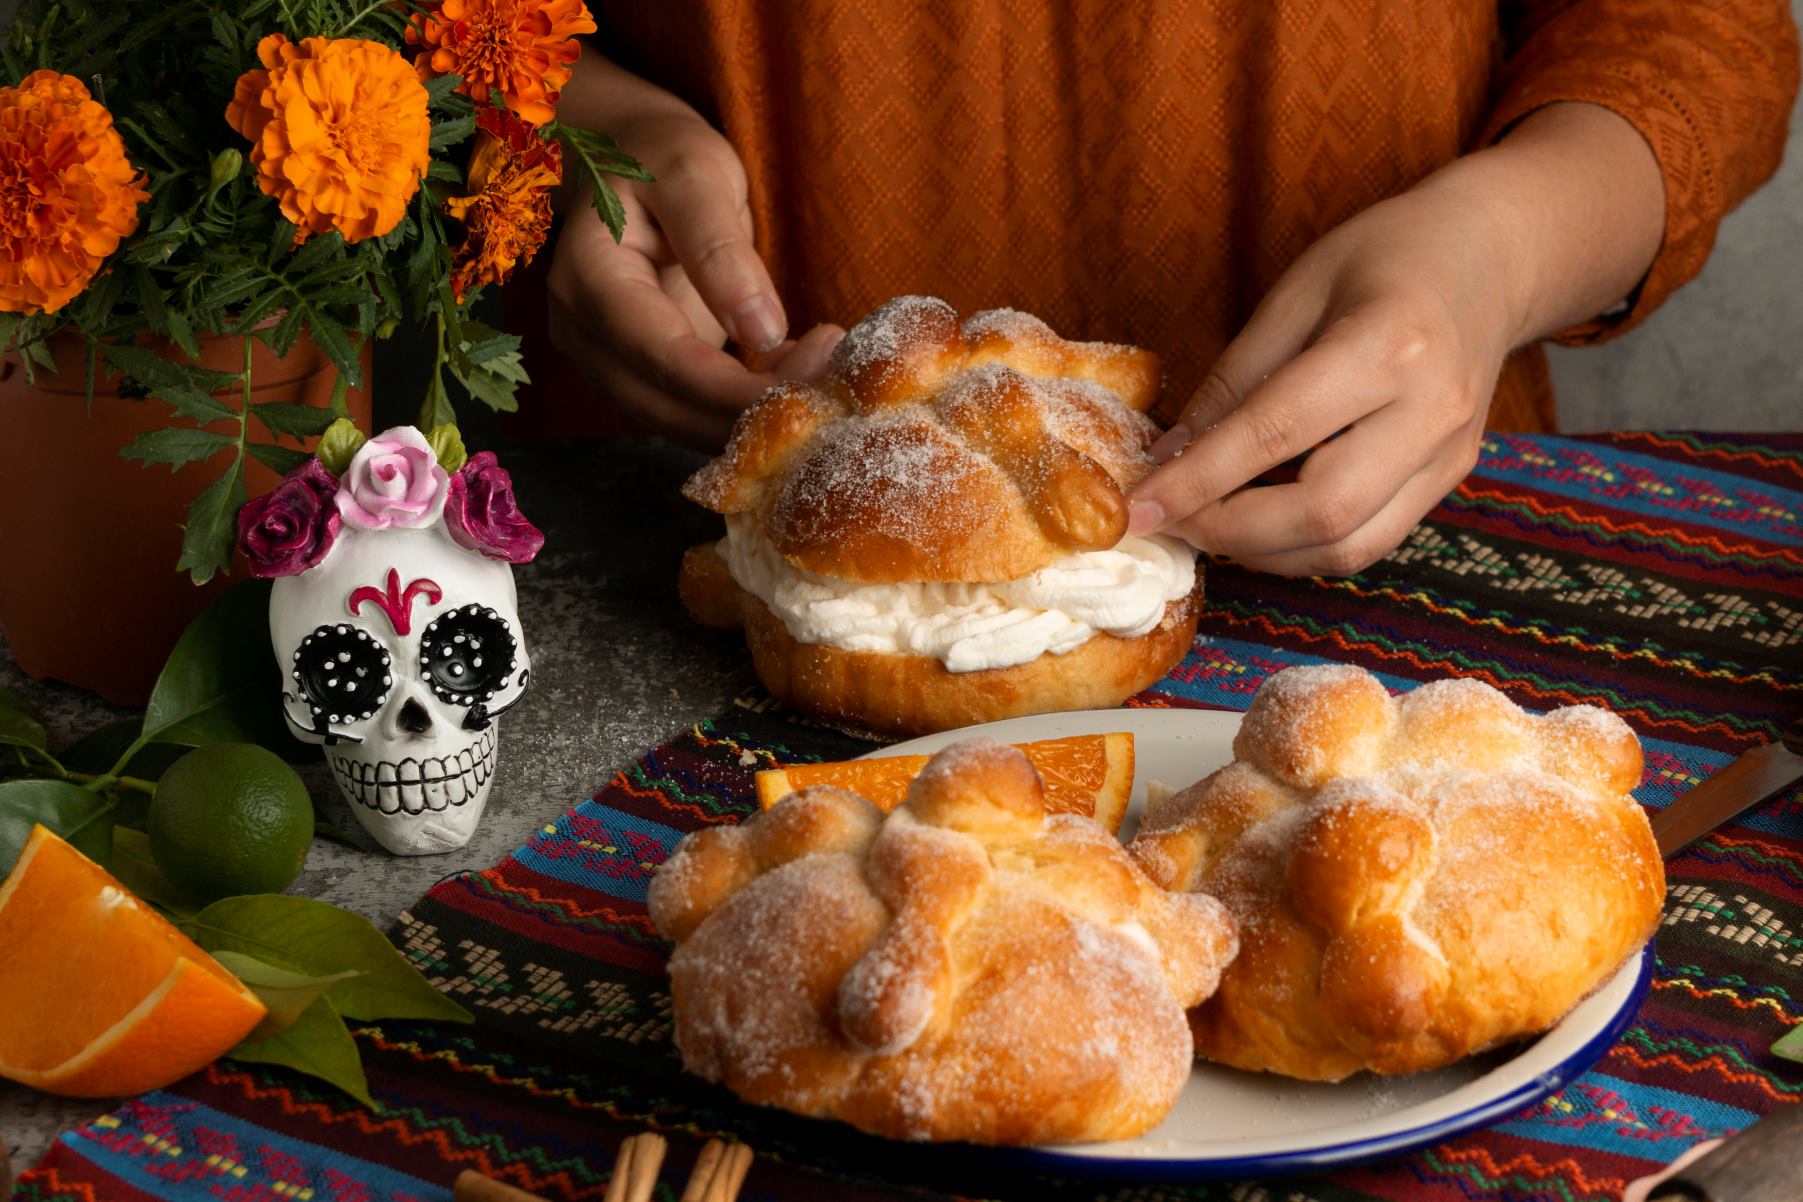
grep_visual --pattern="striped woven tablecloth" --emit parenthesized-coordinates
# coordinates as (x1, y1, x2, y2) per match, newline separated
(15, 430, 1802, 1202)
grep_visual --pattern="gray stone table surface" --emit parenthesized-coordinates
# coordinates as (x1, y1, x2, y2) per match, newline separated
(0, 437, 751, 1172)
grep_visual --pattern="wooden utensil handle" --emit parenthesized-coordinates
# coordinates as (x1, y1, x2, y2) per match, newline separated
(1652, 1106, 1803, 1202)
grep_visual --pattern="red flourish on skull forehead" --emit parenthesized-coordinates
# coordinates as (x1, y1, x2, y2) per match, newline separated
(347, 568, 443, 636)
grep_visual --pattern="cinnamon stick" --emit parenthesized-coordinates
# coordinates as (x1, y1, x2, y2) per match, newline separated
(624, 1133, 667, 1202)
(451, 1169, 550, 1202)
(677, 1140, 726, 1202)
(716, 1142, 754, 1202)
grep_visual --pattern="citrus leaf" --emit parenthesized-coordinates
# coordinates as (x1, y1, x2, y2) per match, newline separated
(1776, 1024, 1803, 1064)
(211, 950, 362, 1041)
(142, 579, 303, 755)
(186, 894, 472, 1024)
(108, 826, 200, 918)
(226, 995, 374, 1109)
(315, 417, 366, 475)
(0, 780, 114, 876)
(0, 688, 46, 753)
(59, 719, 190, 777)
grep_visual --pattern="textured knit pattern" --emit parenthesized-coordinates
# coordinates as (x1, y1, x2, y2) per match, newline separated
(593, 0, 1799, 432)
(18, 430, 1803, 1200)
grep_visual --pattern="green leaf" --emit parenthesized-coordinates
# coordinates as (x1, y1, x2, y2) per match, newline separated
(104, 343, 241, 392)
(424, 423, 467, 473)
(109, 826, 200, 918)
(428, 112, 475, 150)
(211, 950, 362, 1041)
(449, 347, 527, 413)
(226, 995, 374, 1109)
(422, 72, 464, 107)
(153, 384, 237, 425)
(418, 365, 455, 429)
(1776, 1024, 1803, 1064)
(425, 159, 463, 184)
(187, 894, 472, 1024)
(303, 311, 361, 388)
(177, 457, 248, 586)
(250, 401, 337, 440)
(120, 427, 237, 470)
(328, 371, 352, 419)
(247, 443, 312, 475)
(316, 417, 366, 475)
(143, 579, 302, 752)
(0, 688, 47, 753)
(0, 780, 114, 876)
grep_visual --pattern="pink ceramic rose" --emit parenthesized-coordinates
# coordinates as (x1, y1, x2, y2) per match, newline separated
(236, 458, 342, 578)
(445, 451, 545, 563)
(336, 426, 448, 530)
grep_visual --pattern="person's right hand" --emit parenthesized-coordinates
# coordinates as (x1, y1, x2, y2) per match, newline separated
(548, 70, 843, 449)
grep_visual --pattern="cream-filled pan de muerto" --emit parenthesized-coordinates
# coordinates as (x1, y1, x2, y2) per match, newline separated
(647, 739, 1238, 1144)
(679, 296, 1201, 736)
(1129, 665, 1663, 1082)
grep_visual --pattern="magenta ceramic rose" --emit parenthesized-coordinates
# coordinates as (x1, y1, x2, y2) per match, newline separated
(336, 426, 449, 530)
(236, 458, 342, 578)
(445, 451, 545, 563)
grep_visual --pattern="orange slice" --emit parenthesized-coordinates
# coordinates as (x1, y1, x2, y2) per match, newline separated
(756, 732, 1135, 833)
(0, 825, 267, 1097)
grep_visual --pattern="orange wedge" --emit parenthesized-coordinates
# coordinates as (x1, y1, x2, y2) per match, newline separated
(756, 732, 1135, 833)
(0, 825, 267, 1097)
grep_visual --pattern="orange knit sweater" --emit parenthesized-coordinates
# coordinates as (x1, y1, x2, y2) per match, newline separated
(590, 1, 1798, 432)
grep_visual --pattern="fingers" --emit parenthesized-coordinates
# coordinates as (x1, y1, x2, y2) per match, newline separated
(644, 161, 787, 353)
(750, 323, 846, 383)
(1148, 280, 1321, 463)
(1229, 458, 1464, 577)
(1159, 400, 1458, 559)
(1128, 315, 1389, 537)
(549, 204, 777, 449)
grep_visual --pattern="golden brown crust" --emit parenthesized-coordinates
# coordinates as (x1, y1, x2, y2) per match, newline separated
(648, 740, 1238, 1144)
(1130, 666, 1664, 1081)
(683, 296, 1164, 583)
(728, 577, 1202, 738)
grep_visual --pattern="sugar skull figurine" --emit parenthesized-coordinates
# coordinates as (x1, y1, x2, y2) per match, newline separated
(238, 425, 543, 855)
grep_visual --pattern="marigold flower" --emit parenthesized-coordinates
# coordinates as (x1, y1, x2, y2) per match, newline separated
(407, 0, 596, 126)
(443, 107, 561, 300)
(226, 34, 431, 245)
(0, 71, 147, 315)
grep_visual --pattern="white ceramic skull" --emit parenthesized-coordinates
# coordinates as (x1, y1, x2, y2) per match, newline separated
(269, 520, 531, 855)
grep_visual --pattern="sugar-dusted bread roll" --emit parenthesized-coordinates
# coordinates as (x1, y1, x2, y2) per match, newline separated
(678, 296, 1201, 736)
(1130, 665, 1663, 1081)
(648, 739, 1238, 1144)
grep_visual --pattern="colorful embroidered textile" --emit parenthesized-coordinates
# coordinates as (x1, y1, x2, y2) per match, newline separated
(17, 430, 1802, 1201)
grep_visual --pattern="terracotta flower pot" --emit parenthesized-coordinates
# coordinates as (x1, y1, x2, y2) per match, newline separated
(0, 329, 372, 705)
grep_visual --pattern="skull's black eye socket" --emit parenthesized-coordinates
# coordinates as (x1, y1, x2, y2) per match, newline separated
(293, 624, 391, 724)
(420, 605, 517, 707)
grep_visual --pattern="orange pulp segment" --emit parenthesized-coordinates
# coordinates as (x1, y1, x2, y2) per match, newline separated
(0, 825, 267, 1097)
(756, 732, 1135, 833)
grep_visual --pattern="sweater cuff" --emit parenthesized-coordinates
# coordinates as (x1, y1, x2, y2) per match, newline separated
(1480, 77, 1717, 347)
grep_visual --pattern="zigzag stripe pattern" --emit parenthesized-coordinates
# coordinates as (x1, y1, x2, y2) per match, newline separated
(16, 429, 1802, 1201)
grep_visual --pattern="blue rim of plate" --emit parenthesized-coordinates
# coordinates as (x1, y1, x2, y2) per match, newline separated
(962, 943, 1654, 1182)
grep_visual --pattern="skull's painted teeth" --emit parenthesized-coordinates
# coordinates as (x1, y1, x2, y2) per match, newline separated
(329, 742, 495, 815)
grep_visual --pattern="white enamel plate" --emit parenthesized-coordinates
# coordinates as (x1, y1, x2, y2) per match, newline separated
(877, 707, 1651, 1181)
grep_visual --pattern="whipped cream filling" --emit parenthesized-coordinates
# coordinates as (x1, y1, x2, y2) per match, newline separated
(721, 515, 1196, 673)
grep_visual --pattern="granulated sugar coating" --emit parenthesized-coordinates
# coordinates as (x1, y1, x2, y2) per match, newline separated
(1129, 664, 1664, 1082)
(680, 296, 1169, 585)
(647, 739, 1238, 1144)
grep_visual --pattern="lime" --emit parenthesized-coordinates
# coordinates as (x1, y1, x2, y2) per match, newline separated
(148, 743, 315, 903)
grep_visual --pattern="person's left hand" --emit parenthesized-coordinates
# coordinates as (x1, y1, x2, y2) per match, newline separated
(1125, 175, 1525, 577)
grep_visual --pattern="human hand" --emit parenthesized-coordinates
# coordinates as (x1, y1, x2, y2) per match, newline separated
(548, 70, 843, 449)
(1127, 103, 1662, 576)
(1125, 185, 1516, 576)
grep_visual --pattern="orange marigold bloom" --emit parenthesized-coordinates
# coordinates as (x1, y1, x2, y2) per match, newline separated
(226, 34, 431, 245)
(444, 107, 561, 300)
(407, 0, 596, 126)
(0, 71, 146, 315)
